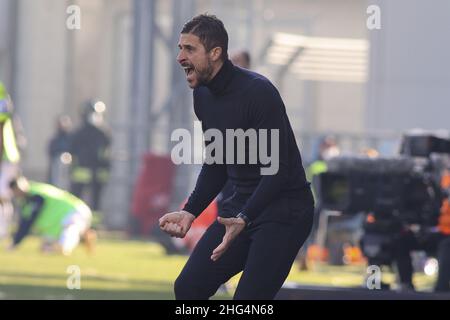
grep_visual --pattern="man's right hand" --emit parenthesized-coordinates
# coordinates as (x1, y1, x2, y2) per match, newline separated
(159, 210, 195, 238)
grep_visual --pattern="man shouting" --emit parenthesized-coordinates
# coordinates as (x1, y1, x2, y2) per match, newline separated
(160, 14, 314, 300)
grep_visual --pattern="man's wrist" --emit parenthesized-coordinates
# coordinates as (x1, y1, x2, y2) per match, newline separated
(181, 210, 196, 221)
(236, 212, 251, 227)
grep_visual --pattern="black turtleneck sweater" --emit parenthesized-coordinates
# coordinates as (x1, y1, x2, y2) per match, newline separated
(183, 60, 310, 222)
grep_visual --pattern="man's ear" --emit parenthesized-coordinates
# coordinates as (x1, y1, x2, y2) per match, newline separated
(209, 47, 222, 62)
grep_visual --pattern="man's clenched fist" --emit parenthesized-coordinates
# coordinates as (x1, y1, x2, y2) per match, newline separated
(159, 210, 196, 238)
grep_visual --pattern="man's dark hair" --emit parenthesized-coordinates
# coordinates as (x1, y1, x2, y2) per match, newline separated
(181, 14, 228, 61)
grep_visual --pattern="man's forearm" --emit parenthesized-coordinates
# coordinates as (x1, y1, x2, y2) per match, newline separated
(13, 200, 43, 246)
(183, 163, 227, 217)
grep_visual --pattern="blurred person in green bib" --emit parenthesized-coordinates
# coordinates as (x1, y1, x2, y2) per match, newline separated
(8, 176, 96, 256)
(0, 82, 22, 239)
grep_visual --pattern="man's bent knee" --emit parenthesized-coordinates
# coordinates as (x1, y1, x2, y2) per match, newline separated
(174, 273, 217, 300)
(174, 274, 190, 299)
(174, 273, 209, 300)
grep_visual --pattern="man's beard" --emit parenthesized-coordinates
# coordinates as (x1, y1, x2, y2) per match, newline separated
(196, 60, 214, 86)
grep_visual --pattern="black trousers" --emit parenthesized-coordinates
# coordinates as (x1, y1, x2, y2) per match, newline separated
(174, 199, 314, 300)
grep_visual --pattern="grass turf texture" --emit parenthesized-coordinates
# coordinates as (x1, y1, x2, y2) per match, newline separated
(0, 236, 436, 299)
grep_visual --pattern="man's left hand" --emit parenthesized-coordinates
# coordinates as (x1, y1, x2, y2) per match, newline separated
(211, 216, 246, 261)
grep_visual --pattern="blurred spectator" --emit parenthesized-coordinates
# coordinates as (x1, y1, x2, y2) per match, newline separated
(424, 168, 450, 292)
(8, 176, 96, 256)
(69, 101, 111, 211)
(361, 160, 450, 292)
(308, 136, 340, 196)
(317, 135, 340, 162)
(230, 49, 251, 69)
(0, 82, 22, 240)
(47, 115, 73, 187)
(297, 135, 340, 270)
(361, 147, 379, 158)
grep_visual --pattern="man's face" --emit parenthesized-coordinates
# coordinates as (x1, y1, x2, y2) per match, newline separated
(177, 33, 215, 88)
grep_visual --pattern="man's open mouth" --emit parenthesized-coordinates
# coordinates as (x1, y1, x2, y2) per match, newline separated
(183, 66, 194, 77)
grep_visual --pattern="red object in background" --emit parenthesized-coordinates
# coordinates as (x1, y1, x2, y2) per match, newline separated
(131, 153, 176, 235)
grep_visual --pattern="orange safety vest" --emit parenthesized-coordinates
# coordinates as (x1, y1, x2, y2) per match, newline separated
(438, 170, 450, 235)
